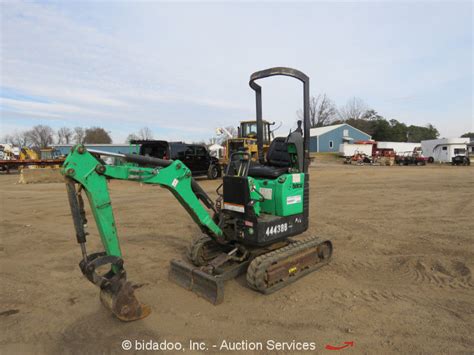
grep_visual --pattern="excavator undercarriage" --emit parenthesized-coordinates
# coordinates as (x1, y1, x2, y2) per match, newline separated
(169, 234, 332, 304)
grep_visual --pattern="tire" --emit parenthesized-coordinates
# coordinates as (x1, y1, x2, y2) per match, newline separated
(207, 164, 220, 180)
(428, 157, 434, 163)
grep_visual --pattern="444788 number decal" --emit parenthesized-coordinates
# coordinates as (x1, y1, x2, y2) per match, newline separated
(265, 223, 288, 236)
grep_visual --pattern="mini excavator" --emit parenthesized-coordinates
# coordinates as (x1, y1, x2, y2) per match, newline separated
(62, 67, 333, 321)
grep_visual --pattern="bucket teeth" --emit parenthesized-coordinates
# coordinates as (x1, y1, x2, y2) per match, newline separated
(99, 280, 151, 321)
(169, 259, 224, 305)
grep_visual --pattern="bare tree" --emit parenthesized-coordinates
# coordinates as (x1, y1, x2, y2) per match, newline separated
(126, 133, 139, 143)
(57, 127, 73, 144)
(73, 127, 85, 144)
(2, 131, 30, 147)
(297, 94, 337, 127)
(15, 131, 31, 147)
(25, 125, 54, 148)
(137, 127, 153, 140)
(2, 134, 13, 144)
(337, 97, 369, 121)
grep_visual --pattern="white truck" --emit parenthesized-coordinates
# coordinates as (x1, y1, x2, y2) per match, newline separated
(421, 138, 469, 163)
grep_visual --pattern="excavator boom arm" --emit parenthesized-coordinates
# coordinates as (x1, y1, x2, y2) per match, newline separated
(62, 146, 223, 251)
(61, 145, 223, 321)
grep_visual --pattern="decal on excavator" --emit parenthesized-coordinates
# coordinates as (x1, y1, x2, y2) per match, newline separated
(265, 223, 288, 236)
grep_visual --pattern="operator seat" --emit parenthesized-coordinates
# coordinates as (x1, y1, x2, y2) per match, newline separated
(247, 137, 292, 179)
(248, 121, 304, 179)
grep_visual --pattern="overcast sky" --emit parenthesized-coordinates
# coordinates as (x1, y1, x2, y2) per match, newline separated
(1, 1, 472, 144)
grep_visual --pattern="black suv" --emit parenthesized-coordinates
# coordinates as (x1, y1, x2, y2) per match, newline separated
(131, 140, 221, 179)
(452, 155, 470, 166)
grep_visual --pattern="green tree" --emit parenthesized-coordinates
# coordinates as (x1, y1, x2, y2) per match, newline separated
(388, 119, 408, 142)
(406, 124, 439, 142)
(343, 118, 374, 137)
(361, 109, 383, 121)
(461, 132, 474, 138)
(371, 119, 392, 141)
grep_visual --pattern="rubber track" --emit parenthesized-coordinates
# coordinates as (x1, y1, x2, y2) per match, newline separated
(246, 235, 332, 294)
(187, 235, 222, 266)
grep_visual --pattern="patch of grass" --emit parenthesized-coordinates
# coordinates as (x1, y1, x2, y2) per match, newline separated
(309, 152, 341, 162)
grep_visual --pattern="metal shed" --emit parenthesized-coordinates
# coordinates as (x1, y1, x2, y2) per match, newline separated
(309, 124, 371, 152)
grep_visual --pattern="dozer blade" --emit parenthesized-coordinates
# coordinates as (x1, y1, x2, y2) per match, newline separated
(99, 280, 151, 321)
(169, 259, 224, 305)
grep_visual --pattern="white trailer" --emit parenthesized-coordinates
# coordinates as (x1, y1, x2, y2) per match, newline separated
(339, 143, 372, 157)
(421, 138, 469, 163)
(468, 142, 474, 158)
(376, 142, 421, 154)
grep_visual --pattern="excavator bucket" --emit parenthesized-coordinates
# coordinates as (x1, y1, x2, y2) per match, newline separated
(168, 259, 225, 305)
(99, 280, 151, 321)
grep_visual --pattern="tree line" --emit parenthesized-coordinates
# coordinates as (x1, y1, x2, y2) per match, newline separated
(3, 117, 471, 150)
(297, 95, 442, 142)
(2, 126, 113, 149)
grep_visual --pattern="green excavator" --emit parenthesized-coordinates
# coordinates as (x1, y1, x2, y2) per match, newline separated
(62, 67, 333, 321)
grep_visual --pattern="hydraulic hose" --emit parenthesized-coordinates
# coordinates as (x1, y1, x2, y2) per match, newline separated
(87, 148, 215, 211)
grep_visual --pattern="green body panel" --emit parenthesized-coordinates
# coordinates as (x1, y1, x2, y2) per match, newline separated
(252, 173, 304, 217)
(61, 146, 223, 260)
(61, 149, 123, 257)
(247, 177, 262, 216)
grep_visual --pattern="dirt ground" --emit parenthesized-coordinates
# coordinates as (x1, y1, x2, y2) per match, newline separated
(1, 164, 473, 354)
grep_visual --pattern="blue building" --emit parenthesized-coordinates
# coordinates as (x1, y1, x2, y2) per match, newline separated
(309, 124, 371, 152)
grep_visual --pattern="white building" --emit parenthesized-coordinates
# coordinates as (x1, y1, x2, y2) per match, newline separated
(421, 138, 470, 163)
